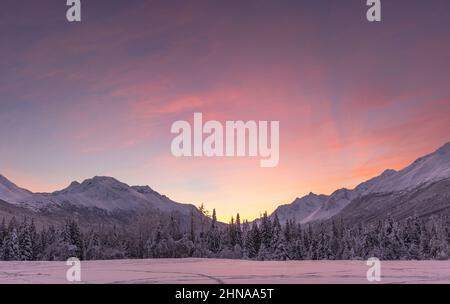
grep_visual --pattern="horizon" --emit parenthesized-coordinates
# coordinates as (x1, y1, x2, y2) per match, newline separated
(1, 139, 449, 222)
(1, 0, 450, 221)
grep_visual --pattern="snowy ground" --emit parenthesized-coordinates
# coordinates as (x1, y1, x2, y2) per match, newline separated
(0, 259, 449, 284)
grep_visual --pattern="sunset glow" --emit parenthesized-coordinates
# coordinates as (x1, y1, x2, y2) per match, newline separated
(1, 0, 450, 221)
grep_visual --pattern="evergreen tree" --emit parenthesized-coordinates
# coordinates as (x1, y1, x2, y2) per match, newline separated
(19, 226, 33, 261)
(207, 209, 221, 254)
(235, 213, 243, 247)
(244, 221, 261, 259)
(260, 212, 273, 251)
(228, 216, 236, 247)
(0, 218, 6, 249)
(3, 228, 20, 260)
(189, 211, 196, 243)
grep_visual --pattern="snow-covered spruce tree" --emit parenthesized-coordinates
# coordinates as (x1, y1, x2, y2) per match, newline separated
(60, 220, 84, 260)
(40, 225, 58, 260)
(235, 213, 243, 247)
(244, 221, 261, 259)
(149, 224, 165, 258)
(29, 219, 39, 260)
(70, 220, 84, 259)
(270, 214, 282, 259)
(341, 228, 355, 260)
(290, 223, 306, 260)
(19, 226, 33, 261)
(330, 219, 342, 259)
(0, 218, 6, 250)
(419, 220, 431, 259)
(358, 227, 379, 259)
(316, 224, 333, 260)
(301, 224, 312, 259)
(257, 243, 271, 261)
(283, 220, 297, 259)
(260, 212, 273, 253)
(366, 220, 383, 259)
(206, 209, 221, 254)
(227, 216, 236, 248)
(168, 214, 182, 241)
(3, 228, 21, 261)
(400, 216, 421, 259)
(85, 230, 102, 260)
(272, 236, 288, 260)
(189, 211, 196, 244)
(429, 216, 449, 260)
(173, 235, 194, 258)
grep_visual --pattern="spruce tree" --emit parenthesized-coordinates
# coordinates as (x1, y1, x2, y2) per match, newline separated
(19, 226, 33, 261)
(260, 212, 273, 251)
(3, 228, 20, 261)
(207, 209, 221, 254)
(235, 213, 243, 247)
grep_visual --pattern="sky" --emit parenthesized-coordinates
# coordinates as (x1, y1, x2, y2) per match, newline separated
(1, 0, 450, 221)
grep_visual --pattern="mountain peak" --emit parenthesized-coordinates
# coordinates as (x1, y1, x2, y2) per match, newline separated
(69, 181, 81, 187)
(0, 174, 23, 190)
(91, 176, 121, 183)
(0, 174, 33, 203)
(131, 185, 155, 194)
(436, 141, 450, 154)
(0, 174, 11, 184)
(381, 169, 397, 176)
(51, 180, 81, 195)
(293, 192, 327, 204)
(79, 176, 126, 187)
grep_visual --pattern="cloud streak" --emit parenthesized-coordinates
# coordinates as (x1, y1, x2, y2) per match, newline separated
(1, 0, 450, 220)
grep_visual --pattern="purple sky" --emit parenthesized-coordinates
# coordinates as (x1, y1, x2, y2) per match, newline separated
(1, 0, 450, 220)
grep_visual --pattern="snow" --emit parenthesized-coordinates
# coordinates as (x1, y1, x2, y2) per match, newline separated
(0, 175, 195, 215)
(0, 174, 33, 203)
(300, 206, 322, 224)
(357, 143, 450, 194)
(0, 259, 449, 284)
(273, 142, 450, 224)
(274, 193, 328, 223)
(1, 142, 449, 223)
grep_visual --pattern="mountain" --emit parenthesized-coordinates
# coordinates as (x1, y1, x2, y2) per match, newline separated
(1, 142, 449, 227)
(0, 175, 203, 227)
(0, 174, 33, 203)
(272, 193, 328, 224)
(355, 142, 450, 194)
(272, 142, 450, 224)
(33, 176, 196, 215)
(337, 177, 450, 224)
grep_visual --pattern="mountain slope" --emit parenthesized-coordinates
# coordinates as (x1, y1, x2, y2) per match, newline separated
(271, 142, 450, 224)
(355, 142, 450, 194)
(1, 141, 449, 227)
(0, 175, 201, 221)
(337, 177, 450, 224)
(35, 176, 196, 215)
(273, 193, 328, 224)
(0, 174, 33, 203)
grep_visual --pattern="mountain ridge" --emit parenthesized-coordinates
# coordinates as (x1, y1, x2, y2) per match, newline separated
(0, 174, 199, 217)
(272, 141, 450, 224)
(1, 141, 449, 225)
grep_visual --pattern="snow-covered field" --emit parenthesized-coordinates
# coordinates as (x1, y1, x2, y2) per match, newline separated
(0, 259, 449, 284)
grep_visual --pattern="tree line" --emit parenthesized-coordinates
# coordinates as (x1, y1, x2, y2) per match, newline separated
(1, 208, 449, 261)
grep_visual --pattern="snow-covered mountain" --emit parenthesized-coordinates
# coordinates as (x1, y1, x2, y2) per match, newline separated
(0, 174, 33, 203)
(1, 142, 449, 226)
(272, 193, 328, 224)
(0, 175, 197, 217)
(355, 142, 450, 194)
(272, 142, 450, 224)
